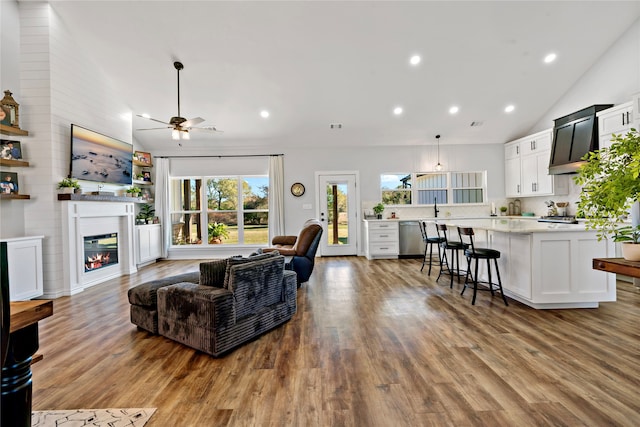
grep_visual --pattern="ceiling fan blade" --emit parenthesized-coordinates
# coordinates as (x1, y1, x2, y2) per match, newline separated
(181, 117, 205, 128)
(192, 126, 223, 133)
(136, 126, 172, 131)
(136, 114, 171, 125)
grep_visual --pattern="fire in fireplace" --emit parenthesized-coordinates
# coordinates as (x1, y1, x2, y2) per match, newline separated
(84, 233, 118, 272)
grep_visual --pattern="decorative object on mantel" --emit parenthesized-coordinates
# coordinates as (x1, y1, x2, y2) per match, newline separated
(574, 128, 640, 260)
(56, 177, 81, 194)
(0, 90, 20, 128)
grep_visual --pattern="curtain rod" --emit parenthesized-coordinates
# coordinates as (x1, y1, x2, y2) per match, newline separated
(155, 153, 284, 159)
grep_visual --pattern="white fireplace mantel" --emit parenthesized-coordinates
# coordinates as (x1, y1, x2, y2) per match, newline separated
(57, 200, 137, 298)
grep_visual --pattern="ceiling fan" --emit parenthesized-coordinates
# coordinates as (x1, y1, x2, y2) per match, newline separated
(136, 61, 221, 142)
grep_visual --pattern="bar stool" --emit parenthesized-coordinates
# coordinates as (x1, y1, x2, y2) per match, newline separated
(457, 227, 508, 306)
(419, 220, 444, 275)
(436, 223, 468, 288)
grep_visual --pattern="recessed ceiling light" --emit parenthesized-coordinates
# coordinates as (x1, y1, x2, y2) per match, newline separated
(409, 55, 421, 66)
(449, 106, 459, 114)
(141, 113, 150, 119)
(260, 110, 270, 118)
(504, 104, 515, 113)
(393, 106, 403, 115)
(544, 53, 557, 63)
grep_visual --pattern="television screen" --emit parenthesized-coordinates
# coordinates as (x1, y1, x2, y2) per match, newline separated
(70, 124, 132, 185)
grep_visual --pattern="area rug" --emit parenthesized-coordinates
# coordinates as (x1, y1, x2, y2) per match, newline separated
(32, 408, 156, 427)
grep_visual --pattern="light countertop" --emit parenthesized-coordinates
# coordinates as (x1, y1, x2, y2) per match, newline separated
(363, 217, 590, 233)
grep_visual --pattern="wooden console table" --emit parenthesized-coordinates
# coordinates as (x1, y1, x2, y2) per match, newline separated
(593, 258, 640, 279)
(2, 300, 53, 427)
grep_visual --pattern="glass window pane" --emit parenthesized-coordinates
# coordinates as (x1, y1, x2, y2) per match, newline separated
(243, 177, 269, 210)
(243, 212, 269, 244)
(171, 213, 202, 245)
(326, 183, 349, 245)
(381, 173, 411, 190)
(382, 190, 411, 205)
(206, 178, 238, 211)
(171, 178, 201, 211)
(207, 212, 238, 244)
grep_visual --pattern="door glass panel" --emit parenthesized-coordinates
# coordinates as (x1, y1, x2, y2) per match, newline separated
(326, 182, 349, 246)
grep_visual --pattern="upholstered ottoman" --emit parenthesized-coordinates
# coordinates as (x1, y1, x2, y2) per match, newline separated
(127, 271, 199, 333)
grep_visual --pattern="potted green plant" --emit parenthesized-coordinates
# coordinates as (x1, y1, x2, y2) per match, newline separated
(126, 186, 141, 197)
(574, 128, 640, 260)
(373, 203, 385, 219)
(500, 206, 508, 216)
(138, 203, 155, 224)
(57, 177, 81, 194)
(208, 221, 230, 244)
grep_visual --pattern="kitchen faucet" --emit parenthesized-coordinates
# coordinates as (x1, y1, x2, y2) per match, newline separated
(434, 198, 439, 218)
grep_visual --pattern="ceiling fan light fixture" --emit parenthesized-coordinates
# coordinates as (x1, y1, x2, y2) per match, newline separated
(172, 129, 180, 140)
(182, 130, 190, 140)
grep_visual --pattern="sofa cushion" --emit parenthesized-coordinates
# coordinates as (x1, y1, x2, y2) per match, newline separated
(228, 255, 285, 319)
(199, 259, 228, 288)
(128, 271, 199, 307)
(223, 251, 280, 290)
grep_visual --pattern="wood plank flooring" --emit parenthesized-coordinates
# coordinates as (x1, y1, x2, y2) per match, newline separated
(30, 257, 640, 426)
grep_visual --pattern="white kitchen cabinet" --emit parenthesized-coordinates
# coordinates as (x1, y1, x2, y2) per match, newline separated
(0, 236, 44, 300)
(136, 224, 162, 266)
(632, 92, 640, 124)
(504, 129, 567, 198)
(597, 101, 634, 150)
(363, 220, 399, 260)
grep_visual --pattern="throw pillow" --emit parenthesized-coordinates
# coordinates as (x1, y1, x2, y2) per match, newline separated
(199, 259, 228, 288)
(223, 251, 280, 290)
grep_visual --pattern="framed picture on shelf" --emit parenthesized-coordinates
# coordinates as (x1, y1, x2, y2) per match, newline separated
(0, 140, 22, 160)
(0, 171, 19, 194)
(142, 170, 152, 181)
(140, 187, 153, 202)
(134, 150, 152, 166)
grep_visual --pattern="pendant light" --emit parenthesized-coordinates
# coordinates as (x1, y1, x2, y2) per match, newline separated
(434, 134, 443, 171)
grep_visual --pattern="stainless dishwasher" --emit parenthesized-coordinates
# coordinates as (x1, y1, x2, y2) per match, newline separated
(399, 221, 424, 258)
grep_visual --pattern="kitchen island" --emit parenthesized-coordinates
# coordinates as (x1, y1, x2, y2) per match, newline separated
(437, 218, 616, 309)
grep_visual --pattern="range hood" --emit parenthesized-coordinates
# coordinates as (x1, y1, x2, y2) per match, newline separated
(548, 104, 613, 175)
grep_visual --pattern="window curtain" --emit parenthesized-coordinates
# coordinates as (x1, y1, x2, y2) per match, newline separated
(154, 157, 170, 258)
(268, 155, 285, 241)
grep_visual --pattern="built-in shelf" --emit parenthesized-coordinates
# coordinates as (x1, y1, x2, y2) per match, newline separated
(1, 194, 31, 200)
(0, 124, 29, 136)
(0, 158, 29, 167)
(133, 159, 152, 167)
(58, 193, 141, 202)
(133, 179, 153, 186)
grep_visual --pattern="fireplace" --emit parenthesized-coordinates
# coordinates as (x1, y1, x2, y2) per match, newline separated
(84, 233, 119, 272)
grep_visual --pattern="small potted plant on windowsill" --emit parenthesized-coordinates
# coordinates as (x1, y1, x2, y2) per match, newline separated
(208, 222, 230, 244)
(574, 128, 640, 260)
(57, 177, 81, 194)
(373, 203, 385, 219)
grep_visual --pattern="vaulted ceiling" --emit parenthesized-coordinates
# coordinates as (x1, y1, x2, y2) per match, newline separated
(50, 1, 640, 153)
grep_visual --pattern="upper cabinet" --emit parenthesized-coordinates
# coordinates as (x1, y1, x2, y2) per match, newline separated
(597, 101, 634, 150)
(504, 129, 568, 198)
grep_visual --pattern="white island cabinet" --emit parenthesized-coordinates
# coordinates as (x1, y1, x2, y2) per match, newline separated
(363, 220, 399, 260)
(0, 236, 44, 300)
(440, 219, 616, 309)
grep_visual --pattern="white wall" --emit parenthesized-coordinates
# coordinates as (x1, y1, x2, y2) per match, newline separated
(4, 2, 134, 297)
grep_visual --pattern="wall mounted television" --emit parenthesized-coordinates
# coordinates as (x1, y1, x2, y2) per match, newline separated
(70, 124, 133, 185)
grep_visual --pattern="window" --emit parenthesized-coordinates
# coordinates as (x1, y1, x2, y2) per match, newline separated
(381, 173, 412, 205)
(380, 171, 486, 206)
(170, 175, 269, 246)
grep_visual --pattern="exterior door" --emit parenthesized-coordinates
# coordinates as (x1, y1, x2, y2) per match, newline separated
(317, 173, 358, 256)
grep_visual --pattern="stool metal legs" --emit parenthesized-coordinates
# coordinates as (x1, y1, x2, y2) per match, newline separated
(461, 256, 508, 306)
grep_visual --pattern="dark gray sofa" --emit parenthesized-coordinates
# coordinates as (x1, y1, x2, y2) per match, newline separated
(128, 252, 297, 356)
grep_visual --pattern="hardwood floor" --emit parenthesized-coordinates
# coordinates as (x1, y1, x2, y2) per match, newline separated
(31, 257, 640, 426)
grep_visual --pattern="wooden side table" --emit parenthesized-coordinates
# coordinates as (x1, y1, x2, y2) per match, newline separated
(593, 257, 640, 278)
(2, 300, 53, 427)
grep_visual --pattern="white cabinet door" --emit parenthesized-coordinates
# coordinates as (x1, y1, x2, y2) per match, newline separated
(136, 224, 162, 265)
(535, 152, 553, 195)
(1, 237, 44, 301)
(508, 233, 532, 299)
(521, 154, 538, 196)
(598, 101, 633, 150)
(505, 156, 521, 197)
